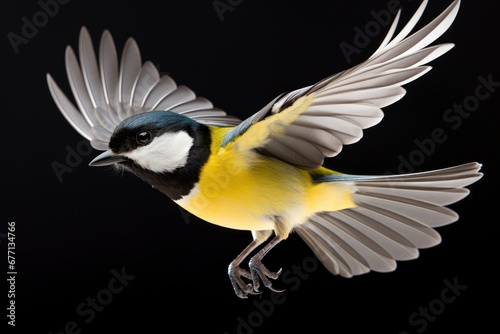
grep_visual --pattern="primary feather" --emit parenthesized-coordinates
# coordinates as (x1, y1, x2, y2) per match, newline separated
(46, 27, 241, 151)
(222, 0, 461, 169)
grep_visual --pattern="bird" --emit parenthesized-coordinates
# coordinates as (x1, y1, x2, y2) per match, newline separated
(47, 0, 482, 299)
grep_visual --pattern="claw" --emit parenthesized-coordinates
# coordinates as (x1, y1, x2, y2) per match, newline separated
(249, 258, 283, 292)
(228, 262, 257, 299)
(268, 285, 286, 293)
(228, 236, 285, 298)
(248, 289, 263, 296)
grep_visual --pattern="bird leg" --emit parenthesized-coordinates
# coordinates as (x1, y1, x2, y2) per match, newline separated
(248, 236, 284, 293)
(228, 235, 284, 298)
(228, 238, 263, 298)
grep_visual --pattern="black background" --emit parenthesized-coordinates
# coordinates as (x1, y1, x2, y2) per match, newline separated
(2, 0, 499, 333)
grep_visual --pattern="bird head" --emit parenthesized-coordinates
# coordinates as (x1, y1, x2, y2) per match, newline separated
(89, 111, 211, 199)
(90, 110, 200, 171)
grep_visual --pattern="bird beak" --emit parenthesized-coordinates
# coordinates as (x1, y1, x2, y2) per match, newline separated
(89, 150, 126, 167)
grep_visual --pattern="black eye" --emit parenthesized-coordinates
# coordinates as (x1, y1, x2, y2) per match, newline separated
(136, 131, 152, 145)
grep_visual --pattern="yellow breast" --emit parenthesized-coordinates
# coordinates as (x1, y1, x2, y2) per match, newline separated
(175, 126, 356, 232)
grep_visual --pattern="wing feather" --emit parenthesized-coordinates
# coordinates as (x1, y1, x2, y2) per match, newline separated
(170, 97, 214, 113)
(65, 46, 97, 127)
(143, 75, 177, 110)
(313, 86, 406, 109)
(222, 1, 461, 169)
(118, 37, 142, 110)
(46, 74, 93, 140)
(47, 27, 240, 150)
(371, 1, 426, 57)
(131, 61, 160, 110)
(79, 27, 107, 112)
(154, 85, 196, 110)
(98, 30, 119, 111)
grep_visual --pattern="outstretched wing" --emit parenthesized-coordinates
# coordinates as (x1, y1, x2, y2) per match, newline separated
(47, 27, 241, 151)
(222, 0, 460, 169)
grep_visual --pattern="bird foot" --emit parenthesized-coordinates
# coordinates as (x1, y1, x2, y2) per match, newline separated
(228, 262, 261, 299)
(228, 259, 284, 299)
(249, 257, 284, 294)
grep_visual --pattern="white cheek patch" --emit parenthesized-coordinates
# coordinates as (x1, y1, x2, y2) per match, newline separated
(124, 131, 194, 173)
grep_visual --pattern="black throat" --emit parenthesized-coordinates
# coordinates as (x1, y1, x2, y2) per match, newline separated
(123, 124, 211, 200)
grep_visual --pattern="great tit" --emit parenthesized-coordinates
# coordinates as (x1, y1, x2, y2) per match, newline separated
(47, 0, 482, 299)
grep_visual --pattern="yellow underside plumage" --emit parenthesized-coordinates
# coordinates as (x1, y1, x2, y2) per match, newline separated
(175, 96, 357, 237)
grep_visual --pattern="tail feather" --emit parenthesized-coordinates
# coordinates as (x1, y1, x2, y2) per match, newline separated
(296, 162, 482, 278)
